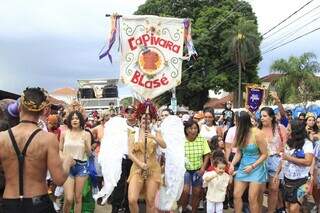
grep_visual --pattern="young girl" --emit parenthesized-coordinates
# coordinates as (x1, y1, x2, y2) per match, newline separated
(203, 157, 230, 213)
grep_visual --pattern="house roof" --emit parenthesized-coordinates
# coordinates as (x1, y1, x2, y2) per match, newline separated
(204, 94, 233, 109)
(0, 90, 20, 100)
(260, 73, 283, 82)
(51, 87, 77, 96)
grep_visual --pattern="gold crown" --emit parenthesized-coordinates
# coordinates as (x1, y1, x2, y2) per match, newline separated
(306, 112, 316, 119)
(20, 88, 50, 112)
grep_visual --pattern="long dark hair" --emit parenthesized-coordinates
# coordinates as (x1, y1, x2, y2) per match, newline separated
(203, 107, 216, 126)
(287, 120, 307, 150)
(258, 107, 277, 135)
(306, 115, 319, 133)
(66, 111, 85, 130)
(235, 111, 253, 148)
(210, 135, 220, 151)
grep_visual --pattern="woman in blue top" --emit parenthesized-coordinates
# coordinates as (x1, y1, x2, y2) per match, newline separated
(230, 111, 268, 213)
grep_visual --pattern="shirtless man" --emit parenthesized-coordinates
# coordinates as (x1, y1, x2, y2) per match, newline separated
(0, 87, 74, 213)
(91, 110, 110, 144)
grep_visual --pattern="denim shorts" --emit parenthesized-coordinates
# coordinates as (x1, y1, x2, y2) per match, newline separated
(184, 170, 203, 187)
(69, 160, 89, 178)
(267, 154, 282, 178)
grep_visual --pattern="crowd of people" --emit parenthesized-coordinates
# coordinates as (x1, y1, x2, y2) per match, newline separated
(0, 87, 320, 213)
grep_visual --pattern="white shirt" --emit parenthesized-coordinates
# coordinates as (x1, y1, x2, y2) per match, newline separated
(200, 125, 217, 141)
(203, 171, 230, 202)
(283, 139, 314, 180)
(225, 126, 237, 153)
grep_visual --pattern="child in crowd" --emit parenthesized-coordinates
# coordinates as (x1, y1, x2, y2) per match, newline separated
(209, 135, 225, 153)
(203, 157, 230, 213)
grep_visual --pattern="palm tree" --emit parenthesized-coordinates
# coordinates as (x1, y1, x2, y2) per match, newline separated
(271, 52, 320, 105)
(223, 18, 260, 107)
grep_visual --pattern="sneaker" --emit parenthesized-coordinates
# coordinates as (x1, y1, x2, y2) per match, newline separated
(223, 201, 229, 209)
(228, 199, 234, 209)
(186, 204, 192, 211)
(311, 205, 318, 213)
(53, 201, 61, 211)
(198, 200, 204, 209)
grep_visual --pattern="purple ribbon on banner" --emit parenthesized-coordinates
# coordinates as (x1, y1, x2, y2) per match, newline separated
(183, 19, 197, 59)
(247, 87, 264, 112)
(99, 16, 120, 63)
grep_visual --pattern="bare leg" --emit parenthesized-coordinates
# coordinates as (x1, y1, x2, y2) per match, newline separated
(313, 179, 320, 210)
(74, 176, 88, 213)
(191, 186, 201, 213)
(128, 175, 144, 213)
(288, 202, 300, 213)
(268, 176, 279, 213)
(63, 177, 75, 213)
(145, 179, 160, 213)
(258, 184, 266, 212)
(178, 184, 190, 210)
(233, 181, 249, 213)
(248, 182, 265, 213)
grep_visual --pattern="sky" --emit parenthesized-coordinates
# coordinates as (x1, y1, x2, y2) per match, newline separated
(1, 0, 320, 97)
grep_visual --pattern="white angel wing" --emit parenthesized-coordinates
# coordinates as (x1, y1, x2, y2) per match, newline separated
(93, 116, 128, 204)
(156, 115, 186, 211)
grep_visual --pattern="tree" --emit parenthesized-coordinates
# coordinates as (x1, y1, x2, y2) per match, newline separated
(135, 0, 261, 109)
(270, 52, 320, 106)
(222, 18, 260, 107)
(120, 97, 134, 108)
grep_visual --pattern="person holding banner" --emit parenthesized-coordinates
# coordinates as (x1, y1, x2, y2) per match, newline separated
(127, 102, 166, 213)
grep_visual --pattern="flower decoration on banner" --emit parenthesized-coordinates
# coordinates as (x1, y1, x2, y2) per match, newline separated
(99, 15, 197, 99)
(246, 84, 265, 113)
(135, 99, 158, 120)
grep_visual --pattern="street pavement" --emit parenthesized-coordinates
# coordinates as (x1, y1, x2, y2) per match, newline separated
(93, 194, 316, 213)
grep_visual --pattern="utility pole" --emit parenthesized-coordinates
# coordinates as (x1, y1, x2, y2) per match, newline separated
(171, 87, 177, 115)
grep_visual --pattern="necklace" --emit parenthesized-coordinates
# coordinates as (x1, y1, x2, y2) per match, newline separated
(20, 120, 39, 125)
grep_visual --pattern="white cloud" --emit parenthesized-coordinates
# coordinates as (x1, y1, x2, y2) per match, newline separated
(1, 0, 320, 94)
(0, 0, 146, 38)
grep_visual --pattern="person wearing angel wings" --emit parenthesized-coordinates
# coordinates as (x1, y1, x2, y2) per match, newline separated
(94, 100, 186, 213)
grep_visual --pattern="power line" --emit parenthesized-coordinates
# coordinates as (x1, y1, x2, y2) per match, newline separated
(262, 0, 314, 36)
(263, 26, 320, 54)
(180, 1, 319, 87)
(262, 12, 320, 51)
(180, 25, 320, 86)
(209, 0, 251, 32)
(263, 3, 320, 41)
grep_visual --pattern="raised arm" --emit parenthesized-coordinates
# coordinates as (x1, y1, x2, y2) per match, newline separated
(149, 130, 166, 148)
(270, 91, 286, 118)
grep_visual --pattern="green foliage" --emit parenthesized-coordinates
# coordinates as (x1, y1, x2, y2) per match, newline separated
(120, 97, 133, 108)
(270, 52, 320, 104)
(222, 17, 261, 106)
(135, 0, 261, 110)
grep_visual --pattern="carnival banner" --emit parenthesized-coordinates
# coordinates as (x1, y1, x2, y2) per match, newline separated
(246, 84, 265, 112)
(119, 15, 186, 99)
